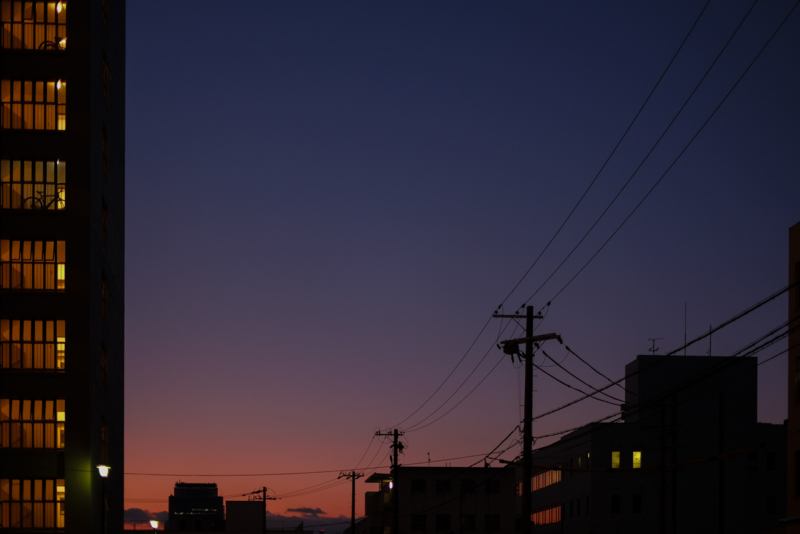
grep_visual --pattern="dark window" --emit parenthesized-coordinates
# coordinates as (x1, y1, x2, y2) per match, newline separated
(102, 59, 111, 106)
(766, 495, 776, 515)
(484, 514, 500, 532)
(101, 419, 108, 464)
(796, 261, 800, 310)
(435, 514, 450, 531)
(411, 478, 427, 494)
(577, 497, 581, 516)
(410, 514, 426, 531)
(632, 494, 642, 514)
(766, 452, 775, 471)
(460, 479, 475, 494)
(796, 356, 800, 405)
(435, 479, 450, 494)
(101, 275, 109, 321)
(101, 346, 108, 391)
(569, 500, 573, 518)
(102, 200, 109, 249)
(795, 451, 800, 497)
(748, 451, 758, 471)
(586, 495, 590, 514)
(611, 494, 621, 514)
(102, 127, 109, 178)
(460, 514, 475, 532)
(485, 478, 500, 494)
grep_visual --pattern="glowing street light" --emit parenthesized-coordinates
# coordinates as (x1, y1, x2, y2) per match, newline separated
(96, 465, 109, 478)
(56, 1, 62, 13)
(150, 520, 160, 530)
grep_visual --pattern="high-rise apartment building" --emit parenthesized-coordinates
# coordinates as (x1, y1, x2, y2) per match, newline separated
(0, 1, 125, 532)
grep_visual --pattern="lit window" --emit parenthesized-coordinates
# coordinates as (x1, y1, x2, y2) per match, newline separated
(633, 451, 641, 469)
(531, 467, 562, 491)
(0, 1, 67, 50)
(0, 240, 66, 290)
(611, 451, 620, 469)
(0, 319, 65, 370)
(0, 79, 66, 130)
(0, 479, 66, 529)
(0, 399, 65, 448)
(531, 505, 561, 525)
(0, 159, 65, 210)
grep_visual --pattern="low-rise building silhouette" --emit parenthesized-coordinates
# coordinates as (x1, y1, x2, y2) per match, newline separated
(347, 466, 515, 534)
(166, 482, 225, 531)
(520, 354, 785, 533)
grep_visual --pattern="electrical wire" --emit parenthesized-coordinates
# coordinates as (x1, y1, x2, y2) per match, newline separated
(540, 349, 625, 403)
(542, 0, 800, 306)
(521, 0, 761, 308)
(496, 0, 713, 311)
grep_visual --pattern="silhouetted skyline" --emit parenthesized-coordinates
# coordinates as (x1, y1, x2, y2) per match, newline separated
(124, 1, 800, 528)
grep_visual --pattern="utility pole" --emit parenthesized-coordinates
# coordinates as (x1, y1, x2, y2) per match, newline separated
(494, 306, 560, 534)
(375, 429, 405, 534)
(339, 471, 364, 534)
(245, 487, 276, 534)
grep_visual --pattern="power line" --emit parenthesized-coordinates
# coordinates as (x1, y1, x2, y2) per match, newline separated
(528, 281, 793, 423)
(521, 0, 761, 308)
(497, 0, 712, 312)
(543, 0, 800, 306)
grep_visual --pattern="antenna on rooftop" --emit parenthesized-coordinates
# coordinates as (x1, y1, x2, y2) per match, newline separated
(648, 338, 662, 355)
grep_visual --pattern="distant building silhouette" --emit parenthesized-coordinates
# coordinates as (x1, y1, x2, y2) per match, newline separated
(0, 1, 126, 533)
(346, 466, 515, 534)
(225, 500, 312, 533)
(519, 355, 785, 533)
(166, 482, 225, 531)
(787, 221, 800, 533)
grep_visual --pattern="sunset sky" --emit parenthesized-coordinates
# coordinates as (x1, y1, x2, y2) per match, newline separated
(124, 1, 800, 529)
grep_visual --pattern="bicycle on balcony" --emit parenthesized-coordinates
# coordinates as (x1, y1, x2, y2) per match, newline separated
(23, 190, 65, 210)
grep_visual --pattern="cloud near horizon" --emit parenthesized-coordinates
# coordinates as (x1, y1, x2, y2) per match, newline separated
(285, 507, 325, 518)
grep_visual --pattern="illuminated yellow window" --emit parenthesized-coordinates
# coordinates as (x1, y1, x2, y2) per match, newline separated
(0, 239, 65, 290)
(611, 451, 620, 469)
(0, 1, 67, 50)
(0, 79, 65, 130)
(0, 399, 64, 448)
(633, 451, 641, 469)
(0, 159, 66, 210)
(0, 478, 65, 529)
(0, 319, 65, 370)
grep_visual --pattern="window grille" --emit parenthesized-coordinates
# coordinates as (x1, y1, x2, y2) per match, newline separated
(0, 320, 65, 370)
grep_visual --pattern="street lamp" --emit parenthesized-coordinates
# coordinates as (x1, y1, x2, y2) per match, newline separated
(150, 520, 159, 531)
(96, 465, 109, 478)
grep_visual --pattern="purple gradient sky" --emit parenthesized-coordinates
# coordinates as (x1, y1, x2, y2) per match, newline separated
(124, 1, 799, 526)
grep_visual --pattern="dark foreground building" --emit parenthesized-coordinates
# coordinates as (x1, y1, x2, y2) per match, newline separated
(166, 482, 225, 531)
(786, 221, 800, 533)
(521, 355, 785, 533)
(0, 0, 126, 533)
(347, 466, 515, 534)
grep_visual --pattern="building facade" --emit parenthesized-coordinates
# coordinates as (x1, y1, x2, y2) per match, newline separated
(521, 355, 785, 533)
(0, 0, 126, 532)
(349, 466, 515, 534)
(788, 221, 800, 532)
(166, 483, 225, 532)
